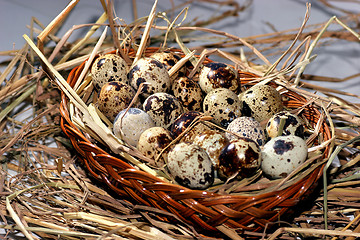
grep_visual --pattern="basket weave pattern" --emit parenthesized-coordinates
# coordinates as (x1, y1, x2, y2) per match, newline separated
(60, 48, 331, 233)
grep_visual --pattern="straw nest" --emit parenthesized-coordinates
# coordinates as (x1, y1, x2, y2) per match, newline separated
(1, 0, 360, 239)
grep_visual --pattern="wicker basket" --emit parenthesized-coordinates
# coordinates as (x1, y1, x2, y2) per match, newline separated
(59, 47, 331, 234)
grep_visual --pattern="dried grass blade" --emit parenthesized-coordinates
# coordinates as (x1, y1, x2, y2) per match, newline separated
(323, 135, 360, 229)
(168, 50, 195, 77)
(295, 16, 360, 85)
(132, 0, 158, 65)
(268, 227, 360, 239)
(58, 12, 108, 64)
(0, 44, 28, 85)
(6, 198, 35, 240)
(23, 34, 88, 111)
(0, 84, 36, 123)
(0, 104, 56, 156)
(105, 0, 131, 65)
(216, 225, 244, 240)
(161, 7, 188, 49)
(37, 0, 79, 50)
(264, 3, 311, 76)
(173, 27, 198, 67)
(74, 26, 108, 91)
(64, 212, 163, 240)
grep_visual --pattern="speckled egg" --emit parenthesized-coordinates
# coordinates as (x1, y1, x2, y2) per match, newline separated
(150, 51, 186, 82)
(143, 93, 184, 130)
(266, 111, 305, 139)
(226, 116, 266, 147)
(113, 108, 155, 147)
(167, 142, 214, 189)
(128, 57, 171, 97)
(199, 62, 240, 94)
(97, 81, 138, 122)
(239, 84, 283, 122)
(170, 111, 213, 142)
(137, 127, 173, 167)
(193, 130, 228, 169)
(172, 77, 203, 112)
(91, 54, 128, 90)
(203, 88, 242, 128)
(218, 138, 261, 180)
(261, 135, 308, 179)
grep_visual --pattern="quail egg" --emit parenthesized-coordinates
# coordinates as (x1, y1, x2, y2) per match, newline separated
(193, 130, 228, 169)
(226, 116, 266, 147)
(113, 108, 155, 147)
(137, 127, 173, 167)
(239, 84, 283, 122)
(203, 88, 242, 128)
(143, 92, 184, 130)
(91, 54, 129, 90)
(218, 138, 262, 180)
(170, 111, 213, 142)
(266, 111, 305, 139)
(199, 62, 240, 94)
(128, 57, 171, 97)
(172, 77, 204, 112)
(261, 135, 308, 179)
(150, 51, 186, 82)
(167, 142, 214, 189)
(97, 81, 139, 122)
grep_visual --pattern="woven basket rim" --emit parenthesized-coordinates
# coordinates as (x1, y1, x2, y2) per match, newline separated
(59, 47, 331, 233)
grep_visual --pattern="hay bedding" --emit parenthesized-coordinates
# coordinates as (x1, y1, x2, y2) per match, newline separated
(1, 0, 360, 239)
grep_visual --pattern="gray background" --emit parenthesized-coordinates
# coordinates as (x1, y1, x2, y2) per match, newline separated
(1, 0, 359, 102)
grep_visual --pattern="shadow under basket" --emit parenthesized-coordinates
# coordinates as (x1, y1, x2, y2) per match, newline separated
(59, 47, 331, 235)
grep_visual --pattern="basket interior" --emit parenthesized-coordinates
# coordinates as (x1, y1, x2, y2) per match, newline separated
(59, 48, 331, 233)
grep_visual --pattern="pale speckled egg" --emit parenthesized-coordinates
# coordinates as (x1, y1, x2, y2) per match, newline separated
(266, 111, 305, 139)
(137, 127, 173, 166)
(170, 111, 213, 142)
(193, 130, 228, 169)
(91, 54, 128, 90)
(199, 62, 240, 94)
(150, 51, 186, 82)
(97, 81, 139, 122)
(172, 77, 203, 112)
(226, 116, 266, 147)
(113, 108, 155, 147)
(128, 57, 171, 97)
(203, 88, 242, 128)
(167, 142, 214, 189)
(218, 138, 261, 181)
(261, 135, 308, 179)
(239, 84, 283, 122)
(143, 93, 184, 130)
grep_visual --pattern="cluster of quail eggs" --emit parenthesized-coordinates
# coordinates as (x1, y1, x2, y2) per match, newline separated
(90, 51, 310, 190)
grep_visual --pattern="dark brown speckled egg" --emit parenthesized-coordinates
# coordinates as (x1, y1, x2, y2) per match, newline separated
(239, 84, 283, 122)
(266, 111, 305, 139)
(193, 130, 228, 170)
(143, 93, 184, 130)
(113, 108, 155, 147)
(167, 142, 214, 189)
(170, 111, 213, 142)
(137, 127, 173, 167)
(128, 57, 171, 97)
(150, 51, 186, 82)
(226, 116, 266, 147)
(91, 54, 128, 90)
(218, 138, 261, 181)
(199, 62, 240, 94)
(203, 88, 242, 128)
(97, 81, 139, 122)
(172, 77, 203, 112)
(261, 135, 307, 179)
